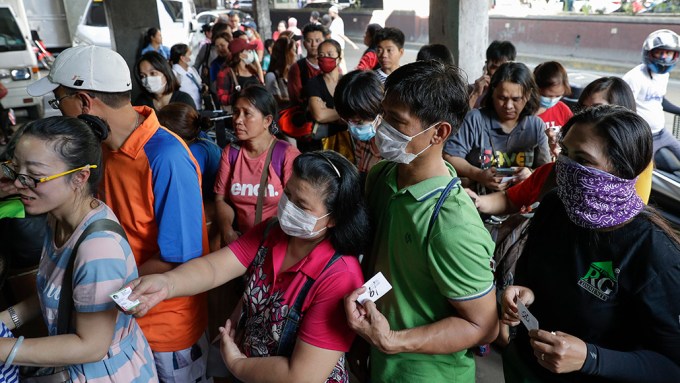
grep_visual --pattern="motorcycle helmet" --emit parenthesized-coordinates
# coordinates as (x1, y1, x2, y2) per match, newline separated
(642, 29, 680, 74)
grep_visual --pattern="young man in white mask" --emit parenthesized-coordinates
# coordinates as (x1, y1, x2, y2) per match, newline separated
(344, 60, 498, 383)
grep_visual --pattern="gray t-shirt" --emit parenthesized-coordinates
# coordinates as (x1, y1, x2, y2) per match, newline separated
(444, 108, 551, 169)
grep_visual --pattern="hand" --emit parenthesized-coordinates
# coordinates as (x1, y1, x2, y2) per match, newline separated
(529, 329, 587, 374)
(0, 178, 18, 198)
(545, 128, 561, 158)
(126, 274, 172, 317)
(477, 167, 510, 191)
(513, 167, 532, 183)
(501, 285, 535, 326)
(472, 74, 490, 98)
(344, 287, 396, 354)
(221, 227, 240, 246)
(220, 319, 246, 373)
(464, 188, 481, 209)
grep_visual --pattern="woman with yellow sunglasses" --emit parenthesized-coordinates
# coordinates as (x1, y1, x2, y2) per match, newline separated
(0, 116, 158, 382)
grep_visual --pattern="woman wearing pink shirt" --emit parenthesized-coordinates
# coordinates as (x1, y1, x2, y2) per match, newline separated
(214, 86, 300, 246)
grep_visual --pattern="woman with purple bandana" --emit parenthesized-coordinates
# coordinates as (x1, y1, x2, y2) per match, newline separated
(501, 105, 680, 382)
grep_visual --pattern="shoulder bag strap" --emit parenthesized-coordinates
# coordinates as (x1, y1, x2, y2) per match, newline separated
(276, 251, 343, 357)
(58, 219, 127, 335)
(254, 140, 278, 225)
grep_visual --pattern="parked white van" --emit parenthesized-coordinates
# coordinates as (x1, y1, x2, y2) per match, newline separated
(0, 2, 43, 119)
(72, 0, 196, 49)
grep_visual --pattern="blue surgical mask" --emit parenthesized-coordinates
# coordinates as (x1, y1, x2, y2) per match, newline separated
(540, 96, 561, 109)
(348, 118, 377, 141)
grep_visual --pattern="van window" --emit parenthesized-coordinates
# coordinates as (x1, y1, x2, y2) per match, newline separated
(85, 1, 107, 27)
(161, 0, 183, 22)
(0, 8, 27, 52)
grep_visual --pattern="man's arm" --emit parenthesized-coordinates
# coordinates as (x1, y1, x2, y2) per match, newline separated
(345, 288, 498, 355)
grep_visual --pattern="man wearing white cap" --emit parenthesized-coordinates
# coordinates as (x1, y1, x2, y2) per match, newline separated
(27, 45, 211, 383)
(328, 5, 358, 74)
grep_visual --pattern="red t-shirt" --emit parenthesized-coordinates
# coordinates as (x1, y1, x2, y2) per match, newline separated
(538, 101, 573, 132)
(287, 59, 322, 105)
(213, 142, 299, 233)
(505, 162, 555, 209)
(228, 221, 363, 370)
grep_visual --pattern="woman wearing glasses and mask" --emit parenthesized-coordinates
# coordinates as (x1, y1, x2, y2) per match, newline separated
(128, 151, 369, 383)
(0, 116, 157, 382)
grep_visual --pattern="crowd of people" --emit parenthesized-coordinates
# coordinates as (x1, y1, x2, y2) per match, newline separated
(0, 6, 678, 382)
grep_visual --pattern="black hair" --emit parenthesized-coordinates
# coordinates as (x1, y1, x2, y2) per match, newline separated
(534, 61, 571, 96)
(143, 27, 160, 47)
(486, 40, 516, 62)
(264, 38, 275, 51)
(374, 27, 405, 49)
(416, 44, 454, 65)
(483, 62, 540, 118)
(61, 87, 131, 109)
(16, 115, 108, 194)
(310, 11, 320, 20)
(384, 60, 469, 135)
(318, 39, 342, 58)
(334, 70, 383, 121)
(158, 103, 212, 143)
(169, 43, 189, 65)
(234, 85, 278, 131)
(577, 76, 636, 112)
(302, 23, 328, 39)
(211, 23, 231, 43)
(561, 105, 651, 180)
(134, 51, 180, 96)
(365, 23, 382, 48)
(292, 151, 369, 255)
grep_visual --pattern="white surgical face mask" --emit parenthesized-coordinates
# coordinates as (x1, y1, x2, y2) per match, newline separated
(243, 50, 257, 65)
(277, 193, 330, 239)
(142, 75, 166, 94)
(374, 116, 438, 164)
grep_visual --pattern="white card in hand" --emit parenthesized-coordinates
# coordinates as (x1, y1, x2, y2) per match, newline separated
(517, 299, 539, 331)
(109, 286, 140, 311)
(357, 272, 392, 304)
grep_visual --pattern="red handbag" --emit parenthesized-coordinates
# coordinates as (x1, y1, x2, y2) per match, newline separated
(278, 105, 314, 138)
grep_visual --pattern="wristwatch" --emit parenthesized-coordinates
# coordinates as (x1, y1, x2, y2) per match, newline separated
(7, 306, 21, 329)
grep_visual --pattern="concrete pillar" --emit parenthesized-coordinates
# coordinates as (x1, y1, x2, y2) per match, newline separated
(429, 0, 488, 84)
(105, 0, 159, 99)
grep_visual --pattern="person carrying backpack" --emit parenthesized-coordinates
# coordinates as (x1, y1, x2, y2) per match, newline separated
(213, 86, 300, 246)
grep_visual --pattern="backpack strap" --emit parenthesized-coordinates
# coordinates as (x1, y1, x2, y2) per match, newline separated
(270, 140, 290, 180)
(276, 251, 343, 357)
(58, 219, 128, 335)
(255, 140, 278, 225)
(427, 177, 461, 238)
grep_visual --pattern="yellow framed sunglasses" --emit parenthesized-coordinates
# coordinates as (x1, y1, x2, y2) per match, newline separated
(1, 161, 97, 189)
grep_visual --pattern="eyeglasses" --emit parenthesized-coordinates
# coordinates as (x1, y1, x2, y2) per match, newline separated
(1, 161, 97, 188)
(48, 94, 75, 110)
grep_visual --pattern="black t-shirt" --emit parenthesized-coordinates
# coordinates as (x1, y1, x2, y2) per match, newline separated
(510, 191, 680, 382)
(133, 90, 196, 111)
(304, 75, 334, 109)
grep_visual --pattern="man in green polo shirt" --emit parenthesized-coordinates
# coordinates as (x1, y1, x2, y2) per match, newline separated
(345, 61, 499, 382)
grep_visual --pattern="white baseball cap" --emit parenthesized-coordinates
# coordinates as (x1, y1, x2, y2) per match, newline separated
(27, 45, 132, 96)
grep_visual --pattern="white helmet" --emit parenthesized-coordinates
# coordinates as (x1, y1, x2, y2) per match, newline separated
(642, 29, 680, 74)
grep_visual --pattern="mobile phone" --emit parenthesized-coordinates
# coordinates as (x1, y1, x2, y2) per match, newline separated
(495, 167, 515, 176)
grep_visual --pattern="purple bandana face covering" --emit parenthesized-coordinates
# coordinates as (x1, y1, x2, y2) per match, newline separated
(556, 155, 644, 229)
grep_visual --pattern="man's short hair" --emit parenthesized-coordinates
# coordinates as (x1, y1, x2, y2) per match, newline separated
(302, 23, 327, 38)
(334, 70, 383, 121)
(486, 40, 516, 62)
(374, 27, 405, 49)
(62, 87, 131, 109)
(384, 61, 469, 136)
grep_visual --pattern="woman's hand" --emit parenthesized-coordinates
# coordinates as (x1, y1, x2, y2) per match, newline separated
(513, 167, 533, 183)
(126, 274, 172, 317)
(529, 329, 587, 374)
(220, 319, 247, 373)
(0, 177, 18, 198)
(221, 227, 240, 246)
(545, 127, 561, 158)
(464, 188, 482, 210)
(501, 285, 535, 326)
